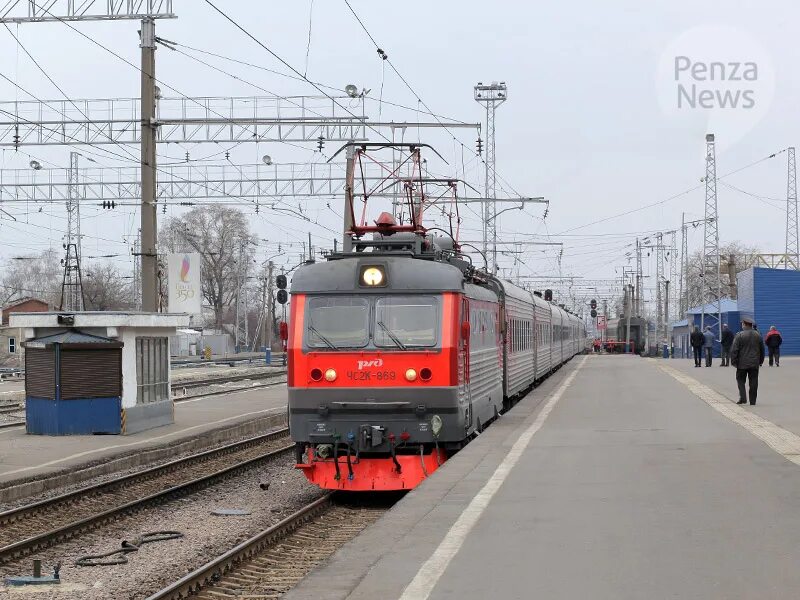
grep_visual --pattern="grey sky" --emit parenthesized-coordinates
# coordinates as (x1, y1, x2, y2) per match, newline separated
(0, 0, 797, 309)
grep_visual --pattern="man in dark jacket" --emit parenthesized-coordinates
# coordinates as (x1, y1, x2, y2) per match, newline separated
(690, 326, 704, 367)
(720, 324, 734, 367)
(731, 317, 765, 405)
(765, 325, 782, 367)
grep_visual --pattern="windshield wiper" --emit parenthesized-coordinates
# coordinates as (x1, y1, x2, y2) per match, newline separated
(308, 323, 338, 350)
(377, 321, 407, 350)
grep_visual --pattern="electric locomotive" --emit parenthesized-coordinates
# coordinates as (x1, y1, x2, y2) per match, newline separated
(286, 142, 583, 492)
(287, 215, 584, 491)
(288, 226, 482, 491)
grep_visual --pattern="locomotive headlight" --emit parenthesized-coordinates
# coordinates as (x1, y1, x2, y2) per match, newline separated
(405, 368, 418, 381)
(360, 265, 385, 286)
(324, 368, 337, 382)
(431, 414, 443, 436)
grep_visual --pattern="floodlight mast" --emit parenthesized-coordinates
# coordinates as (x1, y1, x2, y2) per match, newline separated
(474, 81, 507, 274)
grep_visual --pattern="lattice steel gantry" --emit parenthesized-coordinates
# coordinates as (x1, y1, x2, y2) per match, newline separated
(474, 81, 507, 274)
(786, 146, 798, 268)
(701, 134, 722, 339)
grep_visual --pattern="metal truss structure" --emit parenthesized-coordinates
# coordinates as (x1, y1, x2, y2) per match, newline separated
(474, 81, 507, 274)
(0, 96, 479, 147)
(0, 0, 175, 22)
(786, 147, 798, 268)
(0, 162, 371, 203)
(701, 134, 722, 339)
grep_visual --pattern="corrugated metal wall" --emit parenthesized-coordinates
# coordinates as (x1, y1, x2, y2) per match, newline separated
(753, 268, 800, 355)
(25, 348, 55, 399)
(61, 349, 122, 399)
(737, 268, 756, 319)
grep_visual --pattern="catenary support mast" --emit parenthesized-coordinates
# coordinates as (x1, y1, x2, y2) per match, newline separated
(787, 146, 798, 268)
(701, 134, 722, 340)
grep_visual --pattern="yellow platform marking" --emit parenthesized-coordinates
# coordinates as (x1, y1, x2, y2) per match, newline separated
(658, 362, 800, 463)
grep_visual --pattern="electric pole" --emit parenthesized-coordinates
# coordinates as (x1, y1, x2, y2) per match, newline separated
(343, 144, 356, 250)
(133, 229, 142, 311)
(655, 232, 664, 346)
(60, 151, 85, 311)
(787, 146, 798, 268)
(264, 261, 275, 353)
(635, 238, 643, 317)
(679, 213, 687, 316)
(140, 17, 159, 312)
(701, 133, 722, 341)
(474, 81, 507, 274)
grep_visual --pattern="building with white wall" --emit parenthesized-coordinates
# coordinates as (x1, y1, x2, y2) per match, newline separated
(11, 312, 189, 435)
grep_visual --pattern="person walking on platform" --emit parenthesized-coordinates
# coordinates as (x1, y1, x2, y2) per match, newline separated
(690, 326, 704, 367)
(765, 325, 782, 367)
(702, 326, 715, 367)
(720, 324, 734, 367)
(731, 317, 764, 405)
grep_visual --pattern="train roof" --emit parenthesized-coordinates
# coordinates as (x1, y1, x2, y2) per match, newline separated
(290, 255, 466, 295)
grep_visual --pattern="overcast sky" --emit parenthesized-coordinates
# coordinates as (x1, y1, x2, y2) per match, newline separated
(0, 0, 797, 310)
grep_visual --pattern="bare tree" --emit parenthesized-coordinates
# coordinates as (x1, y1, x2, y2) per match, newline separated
(83, 261, 134, 311)
(685, 241, 761, 308)
(160, 206, 256, 329)
(0, 249, 61, 307)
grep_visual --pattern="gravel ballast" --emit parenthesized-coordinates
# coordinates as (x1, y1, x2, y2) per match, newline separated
(0, 458, 324, 599)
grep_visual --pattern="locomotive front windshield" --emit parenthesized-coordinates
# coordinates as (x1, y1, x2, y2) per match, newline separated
(305, 295, 439, 350)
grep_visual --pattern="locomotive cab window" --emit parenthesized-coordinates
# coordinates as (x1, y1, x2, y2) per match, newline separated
(306, 296, 370, 349)
(374, 295, 439, 348)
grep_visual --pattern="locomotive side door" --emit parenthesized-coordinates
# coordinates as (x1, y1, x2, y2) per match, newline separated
(460, 297, 472, 431)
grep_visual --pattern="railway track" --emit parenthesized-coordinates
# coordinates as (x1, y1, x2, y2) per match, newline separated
(0, 428, 294, 566)
(171, 369, 286, 393)
(147, 493, 394, 600)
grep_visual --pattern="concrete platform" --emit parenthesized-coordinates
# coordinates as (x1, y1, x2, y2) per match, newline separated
(286, 355, 800, 600)
(0, 384, 288, 503)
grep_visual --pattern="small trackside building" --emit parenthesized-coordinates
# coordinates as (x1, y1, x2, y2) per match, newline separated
(737, 267, 800, 355)
(10, 312, 189, 435)
(670, 299, 740, 358)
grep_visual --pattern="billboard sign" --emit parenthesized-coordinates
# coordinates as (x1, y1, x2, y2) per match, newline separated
(167, 253, 202, 315)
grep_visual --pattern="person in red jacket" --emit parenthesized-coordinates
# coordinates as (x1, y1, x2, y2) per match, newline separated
(765, 325, 783, 367)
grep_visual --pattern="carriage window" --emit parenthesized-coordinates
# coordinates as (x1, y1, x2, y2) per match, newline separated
(374, 295, 439, 348)
(306, 296, 370, 348)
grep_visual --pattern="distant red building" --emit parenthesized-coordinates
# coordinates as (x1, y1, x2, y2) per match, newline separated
(1, 297, 52, 365)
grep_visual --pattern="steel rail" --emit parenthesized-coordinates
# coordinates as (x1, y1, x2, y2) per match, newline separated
(145, 494, 334, 600)
(0, 430, 293, 565)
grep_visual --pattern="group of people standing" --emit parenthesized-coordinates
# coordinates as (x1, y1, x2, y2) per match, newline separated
(689, 321, 784, 406)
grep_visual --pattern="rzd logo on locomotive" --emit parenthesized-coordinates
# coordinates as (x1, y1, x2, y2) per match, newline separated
(357, 358, 384, 370)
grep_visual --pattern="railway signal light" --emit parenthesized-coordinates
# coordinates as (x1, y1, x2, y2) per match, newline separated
(276, 274, 287, 289)
(591, 309, 597, 318)
(590, 299, 597, 310)
(544, 289, 553, 302)
(276, 289, 288, 305)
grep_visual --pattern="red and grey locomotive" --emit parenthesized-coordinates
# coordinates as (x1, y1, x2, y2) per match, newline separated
(286, 143, 584, 492)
